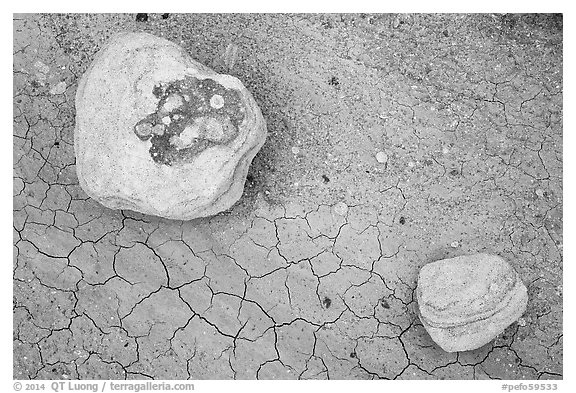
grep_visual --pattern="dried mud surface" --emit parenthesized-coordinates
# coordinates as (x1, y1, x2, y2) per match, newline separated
(13, 13, 562, 380)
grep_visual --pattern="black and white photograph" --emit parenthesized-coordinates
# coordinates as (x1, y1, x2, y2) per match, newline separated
(10, 7, 566, 389)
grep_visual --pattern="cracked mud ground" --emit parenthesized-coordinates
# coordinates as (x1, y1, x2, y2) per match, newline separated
(13, 13, 562, 380)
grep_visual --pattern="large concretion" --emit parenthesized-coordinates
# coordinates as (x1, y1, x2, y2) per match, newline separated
(74, 32, 267, 220)
(416, 254, 528, 352)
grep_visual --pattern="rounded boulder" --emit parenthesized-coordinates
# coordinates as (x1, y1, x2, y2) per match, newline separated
(74, 32, 267, 220)
(416, 253, 528, 352)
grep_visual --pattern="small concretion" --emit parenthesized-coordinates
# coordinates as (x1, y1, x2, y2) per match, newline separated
(376, 151, 388, 163)
(416, 254, 528, 352)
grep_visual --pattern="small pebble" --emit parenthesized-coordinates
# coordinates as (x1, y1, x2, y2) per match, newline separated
(334, 202, 348, 216)
(162, 116, 171, 125)
(223, 43, 240, 71)
(450, 241, 459, 248)
(408, 161, 415, 168)
(292, 146, 300, 155)
(33, 60, 50, 75)
(49, 81, 67, 95)
(517, 318, 526, 327)
(163, 95, 183, 112)
(535, 189, 544, 198)
(376, 151, 388, 163)
(135, 123, 152, 137)
(152, 124, 165, 136)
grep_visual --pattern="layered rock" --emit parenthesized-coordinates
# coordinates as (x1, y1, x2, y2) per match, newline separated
(74, 32, 267, 220)
(416, 254, 528, 352)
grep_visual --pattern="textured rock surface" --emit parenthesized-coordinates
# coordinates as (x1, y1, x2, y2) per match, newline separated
(74, 32, 267, 220)
(416, 254, 528, 352)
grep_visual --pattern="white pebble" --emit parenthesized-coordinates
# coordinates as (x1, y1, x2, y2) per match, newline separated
(162, 116, 171, 125)
(210, 94, 225, 109)
(292, 146, 300, 155)
(450, 241, 459, 248)
(334, 202, 348, 216)
(376, 151, 388, 163)
(408, 161, 415, 168)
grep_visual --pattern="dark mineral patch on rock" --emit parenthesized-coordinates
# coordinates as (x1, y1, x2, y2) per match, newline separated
(132, 76, 245, 166)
